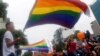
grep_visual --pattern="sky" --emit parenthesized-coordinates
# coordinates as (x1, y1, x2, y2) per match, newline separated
(3, 0, 97, 44)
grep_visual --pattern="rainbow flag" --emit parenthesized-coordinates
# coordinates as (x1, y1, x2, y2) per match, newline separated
(20, 40, 49, 52)
(24, 0, 88, 29)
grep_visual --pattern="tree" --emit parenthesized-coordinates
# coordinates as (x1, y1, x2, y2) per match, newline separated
(52, 28, 65, 52)
(13, 30, 28, 56)
(22, 51, 33, 56)
(0, 29, 6, 56)
(13, 30, 28, 45)
(0, 2, 8, 21)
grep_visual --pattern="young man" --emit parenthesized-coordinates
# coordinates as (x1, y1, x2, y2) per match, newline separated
(3, 22, 21, 56)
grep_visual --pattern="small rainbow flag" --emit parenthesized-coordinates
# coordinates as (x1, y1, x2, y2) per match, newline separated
(20, 40, 49, 52)
(24, 0, 88, 29)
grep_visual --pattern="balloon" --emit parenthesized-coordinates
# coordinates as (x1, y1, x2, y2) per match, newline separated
(77, 32, 85, 41)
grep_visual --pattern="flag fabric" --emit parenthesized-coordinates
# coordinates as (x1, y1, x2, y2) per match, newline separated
(20, 40, 49, 52)
(24, 0, 88, 29)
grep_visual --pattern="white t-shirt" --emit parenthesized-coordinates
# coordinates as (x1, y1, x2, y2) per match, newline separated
(3, 31, 15, 56)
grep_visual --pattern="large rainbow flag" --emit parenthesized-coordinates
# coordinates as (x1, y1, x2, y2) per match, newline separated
(24, 0, 88, 29)
(20, 40, 49, 52)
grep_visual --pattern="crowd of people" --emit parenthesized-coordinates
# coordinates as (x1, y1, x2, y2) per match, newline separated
(2, 21, 100, 56)
(50, 31, 100, 56)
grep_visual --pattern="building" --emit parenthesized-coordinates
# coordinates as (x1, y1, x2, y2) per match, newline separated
(0, 17, 10, 29)
(0, 18, 6, 29)
(91, 0, 100, 24)
(91, 20, 100, 36)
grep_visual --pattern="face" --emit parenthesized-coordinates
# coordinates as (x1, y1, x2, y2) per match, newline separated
(9, 23, 15, 31)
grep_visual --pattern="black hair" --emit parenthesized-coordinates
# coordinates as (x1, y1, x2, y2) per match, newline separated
(6, 22, 13, 29)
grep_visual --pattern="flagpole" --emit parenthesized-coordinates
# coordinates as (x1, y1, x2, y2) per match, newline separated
(46, 39, 53, 53)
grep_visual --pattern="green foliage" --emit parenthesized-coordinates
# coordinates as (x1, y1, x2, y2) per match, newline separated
(0, 29, 6, 48)
(52, 28, 65, 52)
(0, 29, 6, 56)
(22, 51, 33, 56)
(0, 2, 8, 20)
(0, 29, 6, 38)
(55, 42, 65, 52)
(13, 30, 28, 46)
(12, 30, 28, 56)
